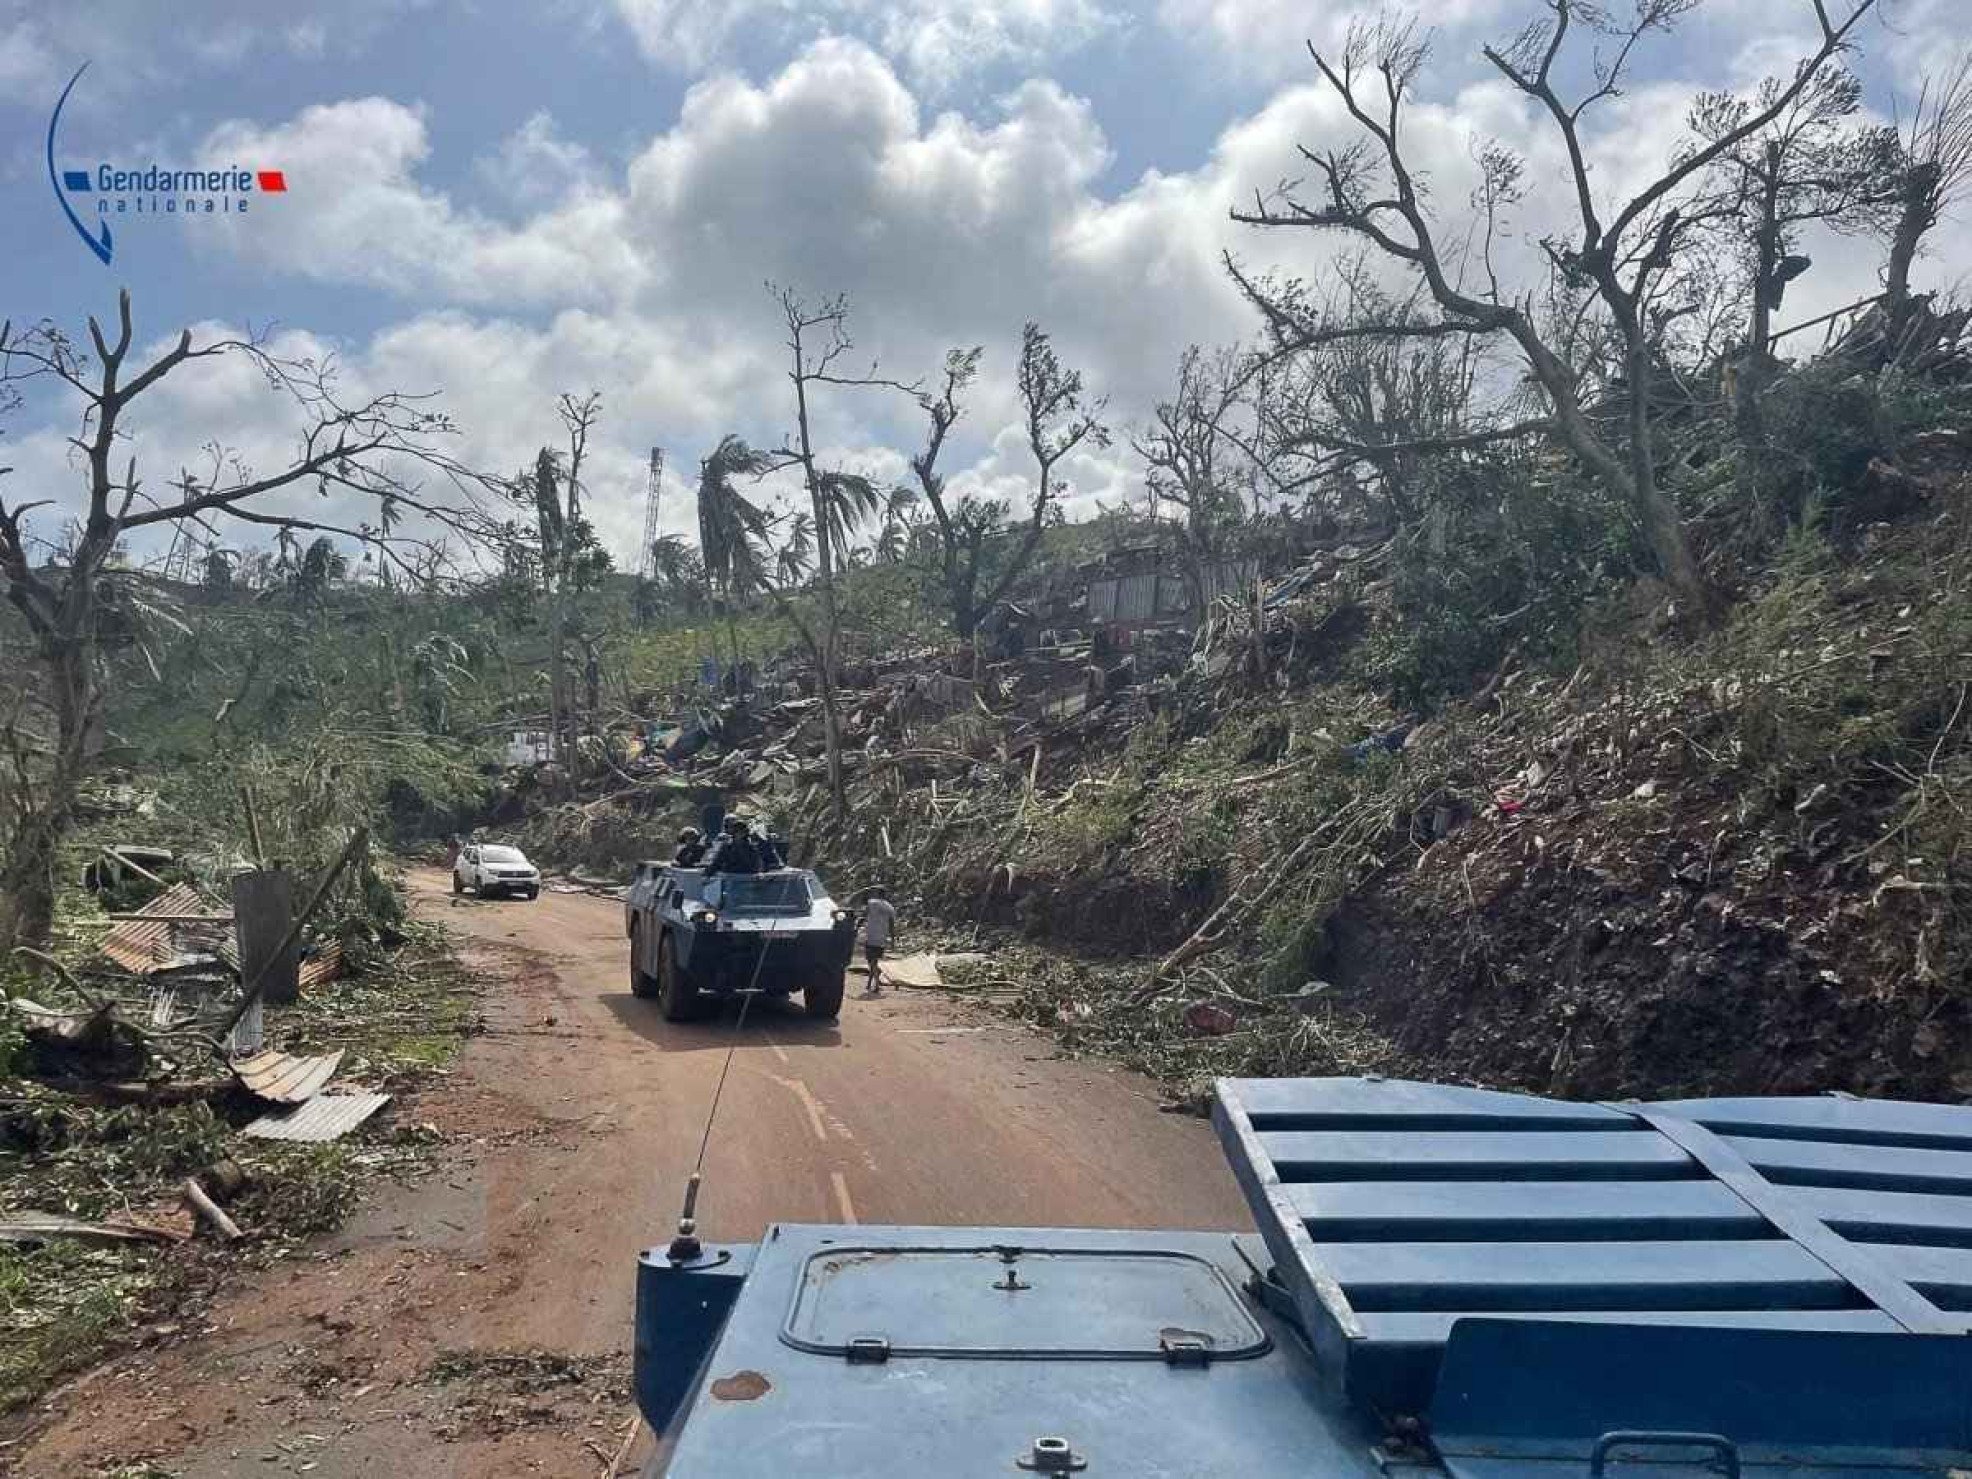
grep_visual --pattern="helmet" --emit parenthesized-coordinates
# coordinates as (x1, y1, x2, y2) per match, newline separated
(678, 826, 701, 843)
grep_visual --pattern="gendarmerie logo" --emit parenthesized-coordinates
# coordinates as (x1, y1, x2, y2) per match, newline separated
(47, 62, 288, 265)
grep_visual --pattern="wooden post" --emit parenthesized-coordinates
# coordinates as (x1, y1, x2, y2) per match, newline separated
(239, 784, 267, 869)
(231, 869, 299, 1006)
(214, 829, 366, 1048)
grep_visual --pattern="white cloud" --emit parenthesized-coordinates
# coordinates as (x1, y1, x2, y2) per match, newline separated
(609, 0, 1120, 90)
(1876, 0, 1971, 87)
(362, 308, 784, 554)
(607, 0, 766, 76)
(18, 14, 1968, 576)
(0, 4, 431, 107)
(0, 21, 60, 106)
(140, 41, 1377, 552)
(476, 112, 599, 208)
(1155, 0, 1515, 83)
(863, 0, 1120, 91)
(194, 99, 645, 307)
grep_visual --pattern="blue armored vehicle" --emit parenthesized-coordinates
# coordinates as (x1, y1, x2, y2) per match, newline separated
(624, 863, 855, 1022)
(633, 1075, 1972, 1475)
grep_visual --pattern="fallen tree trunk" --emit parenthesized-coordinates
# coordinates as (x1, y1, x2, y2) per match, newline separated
(183, 1176, 242, 1240)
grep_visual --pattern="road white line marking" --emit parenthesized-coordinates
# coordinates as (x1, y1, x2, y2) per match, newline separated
(830, 1171, 858, 1224)
(770, 1074, 829, 1143)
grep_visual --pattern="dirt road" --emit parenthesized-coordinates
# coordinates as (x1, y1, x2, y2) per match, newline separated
(11, 872, 1247, 1477)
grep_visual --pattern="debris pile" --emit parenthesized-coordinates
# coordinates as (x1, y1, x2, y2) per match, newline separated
(508, 533, 1394, 914)
(2, 809, 473, 1410)
(991, 484, 1972, 1102)
(1315, 512, 1972, 1100)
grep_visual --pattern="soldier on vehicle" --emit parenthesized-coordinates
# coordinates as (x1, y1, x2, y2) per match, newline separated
(704, 818, 764, 875)
(755, 827, 787, 870)
(673, 827, 707, 867)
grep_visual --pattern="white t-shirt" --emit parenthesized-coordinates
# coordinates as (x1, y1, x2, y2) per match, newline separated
(863, 897, 897, 947)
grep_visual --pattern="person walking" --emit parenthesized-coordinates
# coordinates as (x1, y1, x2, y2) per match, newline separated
(858, 886, 897, 998)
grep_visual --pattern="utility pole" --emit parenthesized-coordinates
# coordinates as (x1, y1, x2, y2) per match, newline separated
(161, 525, 199, 585)
(639, 446, 666, 577)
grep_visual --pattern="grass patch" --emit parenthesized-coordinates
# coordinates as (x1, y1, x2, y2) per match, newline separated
(0, 1241, 165, 1413)
(388, 1035, 461, 1068)
(279, 919, 479, 1079)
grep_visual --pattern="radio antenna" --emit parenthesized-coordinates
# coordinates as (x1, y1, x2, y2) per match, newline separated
(667, 925, 780, 1263)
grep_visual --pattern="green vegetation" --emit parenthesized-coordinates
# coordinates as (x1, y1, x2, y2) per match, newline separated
(1, 0, 1970, 1406)
(0, 1240, 161, 1413)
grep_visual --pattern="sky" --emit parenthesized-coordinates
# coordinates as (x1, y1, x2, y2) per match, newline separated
(0, 0, 1965, 573)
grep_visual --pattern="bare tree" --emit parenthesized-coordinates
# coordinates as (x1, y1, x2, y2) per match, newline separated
(1231, 1, 1880, 614)
(1688, 67, 1898, 435)
(539, 392, 601, 768)
(900, 325, 1103, 655)
(1136, 345, 1261, 614)
(760, 287, 916, 818)
(0, 290, 489, 950)
(908, 346, 1003, 641)
(1013, 323, 1108, 574)
(1231, 263, 1535, 527)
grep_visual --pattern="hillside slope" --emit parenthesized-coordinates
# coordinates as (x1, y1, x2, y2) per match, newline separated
(786, 456, 1972, 1103)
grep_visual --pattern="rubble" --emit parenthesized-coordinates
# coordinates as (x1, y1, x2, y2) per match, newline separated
(97, 882, 237, 981)
(1, 918, 473, 1412)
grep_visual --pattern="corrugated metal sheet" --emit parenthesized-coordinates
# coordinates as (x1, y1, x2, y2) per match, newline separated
(98, 882, 238, 976)
(1087, 560, 1259, 625)
(7, 997, 91, 1039)
(1102, 570, 1162, 623)
(231, 1047, 345, 1103)
(298, 940, 344, 991)
(243, 1091, 391, 1142)
(1197, 558, 1260, 605)
(1214, 1075, 1972, 1419)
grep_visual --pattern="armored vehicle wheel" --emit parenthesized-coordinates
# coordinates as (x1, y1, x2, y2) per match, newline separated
(657, 934, 700, 1021)
(630, 933, 659, 999)
(804, 971, 845, 1022)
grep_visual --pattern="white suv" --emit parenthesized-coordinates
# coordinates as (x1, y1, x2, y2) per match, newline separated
(454, 843, 541, 900)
